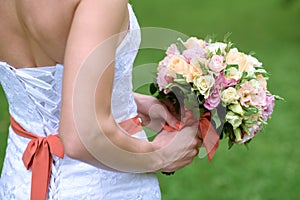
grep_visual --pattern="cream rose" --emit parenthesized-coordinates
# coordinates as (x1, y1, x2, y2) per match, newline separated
(221, 87, 240, 105)
(193, 73, 215, 98)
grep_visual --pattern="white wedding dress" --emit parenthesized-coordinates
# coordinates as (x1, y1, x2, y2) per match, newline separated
(0, 4, 161, 200)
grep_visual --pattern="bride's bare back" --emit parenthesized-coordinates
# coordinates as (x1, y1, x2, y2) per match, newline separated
(0, 0, 129, 68)
(0, 0, 81, 68)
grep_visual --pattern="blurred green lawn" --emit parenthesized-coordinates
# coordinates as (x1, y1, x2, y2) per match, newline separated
(1, 0, 300, 199)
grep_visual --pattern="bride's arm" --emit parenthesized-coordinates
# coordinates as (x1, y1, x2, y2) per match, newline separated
(59, 0, 200, 173)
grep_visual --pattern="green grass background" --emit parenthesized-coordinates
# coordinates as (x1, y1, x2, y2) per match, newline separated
(1, 0, 300, 199)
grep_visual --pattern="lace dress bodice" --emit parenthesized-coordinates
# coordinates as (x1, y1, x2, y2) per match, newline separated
(0, 5, 161, 200)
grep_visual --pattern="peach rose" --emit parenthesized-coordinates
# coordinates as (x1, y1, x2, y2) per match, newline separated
(226, 48, 248, 72)
(182, 37, 206, 49)
(167, 56, 190, 75)
(185, 61, 202, 82)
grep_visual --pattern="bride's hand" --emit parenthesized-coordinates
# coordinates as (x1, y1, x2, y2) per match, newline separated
(151, 126, 202, 173)
(134, 93, 179, 132)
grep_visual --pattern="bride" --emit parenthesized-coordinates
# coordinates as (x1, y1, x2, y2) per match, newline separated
(0, 0, 202, 199)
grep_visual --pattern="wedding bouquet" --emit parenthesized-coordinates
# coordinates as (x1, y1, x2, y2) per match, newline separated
(150, 36, 281, 160)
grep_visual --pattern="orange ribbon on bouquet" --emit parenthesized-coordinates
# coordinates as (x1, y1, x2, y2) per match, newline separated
(163, 112, 220, 161)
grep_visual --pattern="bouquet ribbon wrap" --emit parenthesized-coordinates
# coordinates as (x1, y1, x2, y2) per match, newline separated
(163, 112, 220, 161)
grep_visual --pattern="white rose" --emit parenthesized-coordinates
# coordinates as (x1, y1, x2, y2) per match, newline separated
(206, 42, 227, 54)
(193, 74, 215, 98)
(224, 67, 242, 81)
(226, 111, 243, 129)
(247, 55, 262, 67)
(228, 103, 244, 115)
(221, 87, 240, 105)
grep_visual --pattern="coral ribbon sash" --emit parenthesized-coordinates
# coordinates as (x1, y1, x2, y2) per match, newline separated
(163, 112, 220, 161)
(10, 116, 64, 200)
(9, 115, 142, 200)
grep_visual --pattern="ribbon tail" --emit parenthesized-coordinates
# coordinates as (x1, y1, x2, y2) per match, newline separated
(22, 140, 39, 170)
(162, 122, 183, 132)
(199, 113, 220, 161)
(31, 141, 51, 200)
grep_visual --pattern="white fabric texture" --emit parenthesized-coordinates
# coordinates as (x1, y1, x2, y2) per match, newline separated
(0, 4, 161, 200)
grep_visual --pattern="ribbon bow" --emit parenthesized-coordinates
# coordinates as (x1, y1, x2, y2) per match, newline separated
(10, 116, 64, 200)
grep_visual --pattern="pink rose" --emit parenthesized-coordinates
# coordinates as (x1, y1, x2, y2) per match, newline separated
(157, 64, 172, 91)
(166, 44, 180, 56)
(238, 80, 266, 108)
(182, 47, 206, 63)
(208, 55, 226, 72)
(218, 72, 237, 88)
(204, 74, 222, 110)
(239, 122, 262, 144)
(261, 95, 275, 121)
(204, 87, 221, 110)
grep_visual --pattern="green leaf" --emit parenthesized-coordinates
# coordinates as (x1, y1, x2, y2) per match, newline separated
(228, 139, 234, 150)
(211, 109, 222, 129)
(205, 34, 217, 43)
(233, 128, 242, 143)
(223, 32, 232, 43)
(176, 38, 186, 53)
(254, 68, 267, 74)
(149, 83, 158, 95)
(240, 71, 248, 80)
(216, 48, 222, 55)
(241, 123, 251, 136)
(176, 74, 184, 79)
(243, 106, 259, 116)
(248, 51, 256, 56)
(274, 94, 285, 101)
(226, 64, 239, 69)
(173, 78, 188, 85)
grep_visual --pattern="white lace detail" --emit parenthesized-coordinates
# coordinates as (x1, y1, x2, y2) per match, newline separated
(0, 4, 161, 200)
